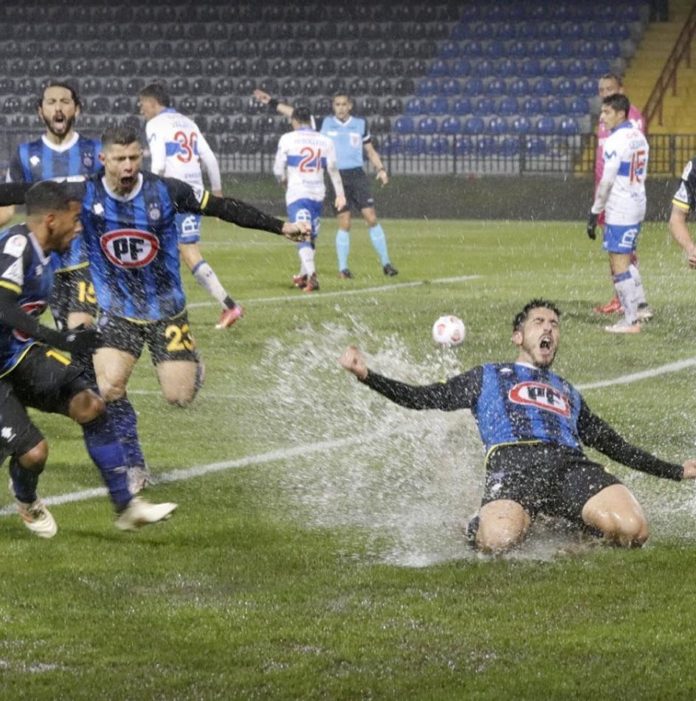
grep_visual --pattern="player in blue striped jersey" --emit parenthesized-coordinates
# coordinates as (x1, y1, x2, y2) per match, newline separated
(0, 125, 309, 492)
(341, 299, 696, 553)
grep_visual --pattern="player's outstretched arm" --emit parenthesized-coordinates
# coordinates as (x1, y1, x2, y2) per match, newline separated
(253, 89, 293, 118)
(339, 345, 368, 380)
(681, 459, 696, 479)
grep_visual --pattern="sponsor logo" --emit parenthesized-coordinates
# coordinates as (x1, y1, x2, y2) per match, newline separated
(508, 381, 571, 417)
(100, 229, 159, 268)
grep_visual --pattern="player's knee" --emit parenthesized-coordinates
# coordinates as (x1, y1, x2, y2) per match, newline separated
(162, 386, 196, 407)
(97, 379, 127, 403)
(19, 440, 48, 472)
(601, 512, 649, 548)
(69, 389, 106, 424)
(476, 503, 530, 554)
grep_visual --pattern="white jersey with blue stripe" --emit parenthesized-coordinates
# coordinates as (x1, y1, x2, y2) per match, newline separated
(273, 127, 338, 204)
(146, 108, 221, 198)
(592, 121, 649, 225)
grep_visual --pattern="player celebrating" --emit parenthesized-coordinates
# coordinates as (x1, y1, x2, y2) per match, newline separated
(272, 105, 346, 292)
(340, 299, 696, 553)
(0, 181, 176, 537)
(138, 83, 243, 329)
(254, 88, 398, 280)
(2, 81, 101, 332)
(587, 93, 649, 334)
(0, 125, 309, 489)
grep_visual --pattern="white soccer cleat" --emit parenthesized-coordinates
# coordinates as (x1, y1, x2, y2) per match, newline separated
(115, 497, 177, 531)
(15, 497, 58, 539)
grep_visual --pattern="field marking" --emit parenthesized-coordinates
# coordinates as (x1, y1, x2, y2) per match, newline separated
(187, 274, 482, 308)
(3, 355, 696, 519)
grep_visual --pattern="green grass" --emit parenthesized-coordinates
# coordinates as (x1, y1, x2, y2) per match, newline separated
(2, 217, 696, 699)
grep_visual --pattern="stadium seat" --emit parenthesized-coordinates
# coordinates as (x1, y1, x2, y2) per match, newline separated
(568, 96, 589, 115)
(416, 77, 439, 97)
(394, 116, 416, 134)
(17, 77, 37, 93)
(567, 57, 587, 77)
(104, 78, 124, 93)
(272, 58, 292, 76)
(543, 59, 564, 78)
(325, 77, 348, 95)
(383, 58, 405, 77)
(381, 97, 403, 116)
(454, 135, 473, 156)
(462, 115, 485, 134)
(440, 40, 460, 59)
(393, 78, 415, 96)
(441, 78, 461, 97)
(112, 96, 133, 114)
(430, 58, 450, 77)
(191, 77, 212, 95)
(169, 78, 190, 95)
(546, 97, 567, 115)
(450, 58, 471, 77)
(201, 96, 220, 112)
(526, 136, 547, 156)
(233, 116, 253, 134)
(316, 58, 337, 77)
(500, 136, 520, 157)
(440, 116, 462, 134)
(372, 77, 392, 96)
(282, 77, 302, 95)
(380, 134, 403, 156)
(241, 135, 263, 154)
(303, 77, 324, 96)
(579, 77, 597, 97)
(89, 96, 110, 113)
(452, 97, 472, 116)
(535, 116, 557, 134)
(461, 77, 484, 96)
(485, 77, 506, 95)
(520, 58, 542, 77)
(0, 77, 16, 93)
(508, 77, 530, 97)
(497, 58, 518, 78)
(557, 78, 577, 97)
(532, 77, 554, 96)
(510, 115, 532, 134)
(406, 57, 428, 75)
(428, 135, 452, 156)
(313, 97, 333, 116)
(125, 78, 143, 94)
(498, 96, 519, 116)
(209, 116, 230, 134)
(371, 115, 391, 134)
(559, 116, 580, 134)
(429, 96, 451, 116)
(178, 96, 198, 113)
(474, 97, 495, 115)
(95, 58, 116, 75)
(405, 97, 427, 116)
(476, 135, 498, 156)
(487, 116, 508, 134)
(417, 116, 438, 134)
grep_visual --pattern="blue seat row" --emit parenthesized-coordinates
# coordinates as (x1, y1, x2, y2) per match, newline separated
(427, 57, 615, 79)
(403, 95, 590, 118)
(414, 76, 596, 99)
(393, 114, 583, 136)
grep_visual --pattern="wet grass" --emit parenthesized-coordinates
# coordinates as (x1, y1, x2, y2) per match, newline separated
(2, 218, 696, 699)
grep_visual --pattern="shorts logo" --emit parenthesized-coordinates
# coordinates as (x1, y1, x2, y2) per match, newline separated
(100, 229, 159, 268)
(508, 381, 571, 417)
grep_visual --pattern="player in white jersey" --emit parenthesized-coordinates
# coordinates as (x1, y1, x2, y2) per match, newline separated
(273, 106, 345, 292)
(587, 94, 650, 334)
(138, 83, 243, 329)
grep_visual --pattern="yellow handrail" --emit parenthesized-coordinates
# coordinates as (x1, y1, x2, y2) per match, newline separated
(644, 4, 696, 128)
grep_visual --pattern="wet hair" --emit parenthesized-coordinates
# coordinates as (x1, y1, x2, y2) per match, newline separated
(512, 299, 561, 331)
(599, 72, 623, 88)
(37, 80, 82, 110)
(138, 82, 171, 108)
(602, 92, 630, 117)
(291, 105, 312, 124)
(101, 125, 141, 149)
(25, 180, 80, 215)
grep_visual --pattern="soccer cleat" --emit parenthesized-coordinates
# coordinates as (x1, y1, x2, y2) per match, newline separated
(15, 497, 58, 539)
(637, 304, 654, 321)
(128, 465, 156, 495)
(383, 263, 399, 276)
(593, 297, 623, 314)
(215, 305, 243, 329)
(292, 274, 308, 289)
(339, 268, 353, 279)
(304, 273, 319, 293)
(115, 497, 177, 531)
(604, 320, 641, 334)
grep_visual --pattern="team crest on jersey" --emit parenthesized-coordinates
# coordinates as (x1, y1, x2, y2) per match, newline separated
(100, 229, 159, 268)
(148, 202, 161, 222)
(82, 152, 94, 169)
(13, 300, 47, 342)
(508, 381, 571, 417)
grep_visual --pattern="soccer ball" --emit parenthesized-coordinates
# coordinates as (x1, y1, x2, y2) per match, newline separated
(432, 315, 466, 346)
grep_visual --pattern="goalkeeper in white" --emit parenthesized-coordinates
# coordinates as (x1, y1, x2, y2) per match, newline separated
(138, 83, 243, 329)
(273, 105, 345, 292)
(587, 93, 651, 334)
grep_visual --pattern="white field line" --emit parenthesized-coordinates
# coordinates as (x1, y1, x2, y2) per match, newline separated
(2, 353, 696, 518)
(187, 274, 482, 308)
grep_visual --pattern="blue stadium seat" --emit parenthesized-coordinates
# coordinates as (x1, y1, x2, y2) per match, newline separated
(487, 116, 508, 134)
(451, 58, 472, 77)
(441, 78, 461, 96)
(485, 77, 506, 95)
(461, 77, 485, 96)
(546, 97, 567, 115)
(499, 96, 519, 115)
(440, 116, 462, 134)
(462, 115, 485, 134)
(440, 40, 460, 59)
(452, 97, 472, 116)
(579, 77, 596, 97)
(429, 96, 451, 115)
(535, 116, 557, 134)
(381, 97, 403, 116)
(497, 58, 518, 78)
(394, 116, 416, 134)
(533, 77, 554, 96)
(522, 96, 543, 115)
(405, 97, 427, 116)
(474, 96, 495, 114)
(567, 57, 587, 77)
(509, 77, 530, 96)
(372, 78, 392, 96)
(526, 136, 547, 156)
(568, 96, 589, 115)
(371, 115, 391, 134)
(475, 58, 497, 77)
(483, 40, 505, 58)
(430, 58, 450, 77)
(476, 135, 498, 156)
(403, 134, 428, 155)
(380, 134, 403, 155)
(454, 135, 473, 155)
(394, 78, 416, 95)
(559, 116, 580, 135)
(417, 116, 438, 134)
(416, 77, 439, 97)
(557, 78, 577, 97)
(500, 135, 520, 157)
(544, 59, 564, 78)
(520, 58, 542, 77)
(428, 135, 452, 156)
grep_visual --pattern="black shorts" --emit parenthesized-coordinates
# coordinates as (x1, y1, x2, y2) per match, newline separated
(97, 310, 198, 364)
(0, 344, 93, 459)
(49, 267, 98, 330)
(327, 167, 375, 215)
(481, 443, 622, 524)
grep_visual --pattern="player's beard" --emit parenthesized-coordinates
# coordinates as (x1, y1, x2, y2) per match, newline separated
(43, 113, 75, 140)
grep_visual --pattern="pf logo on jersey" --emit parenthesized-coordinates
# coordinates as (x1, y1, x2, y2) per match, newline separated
(508, 381, 571, 418)
(100, 229, 159, 268)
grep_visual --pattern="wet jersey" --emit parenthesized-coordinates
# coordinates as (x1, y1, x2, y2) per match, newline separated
(671, 157, 696, 214)
(595, 104, 645, 186)
(320, 115, 370, 170)
(591, 121, 648, 225)
(0, 224, 55, 374)
(79, 172, 203, 321)
(6, 133, 102, 272)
